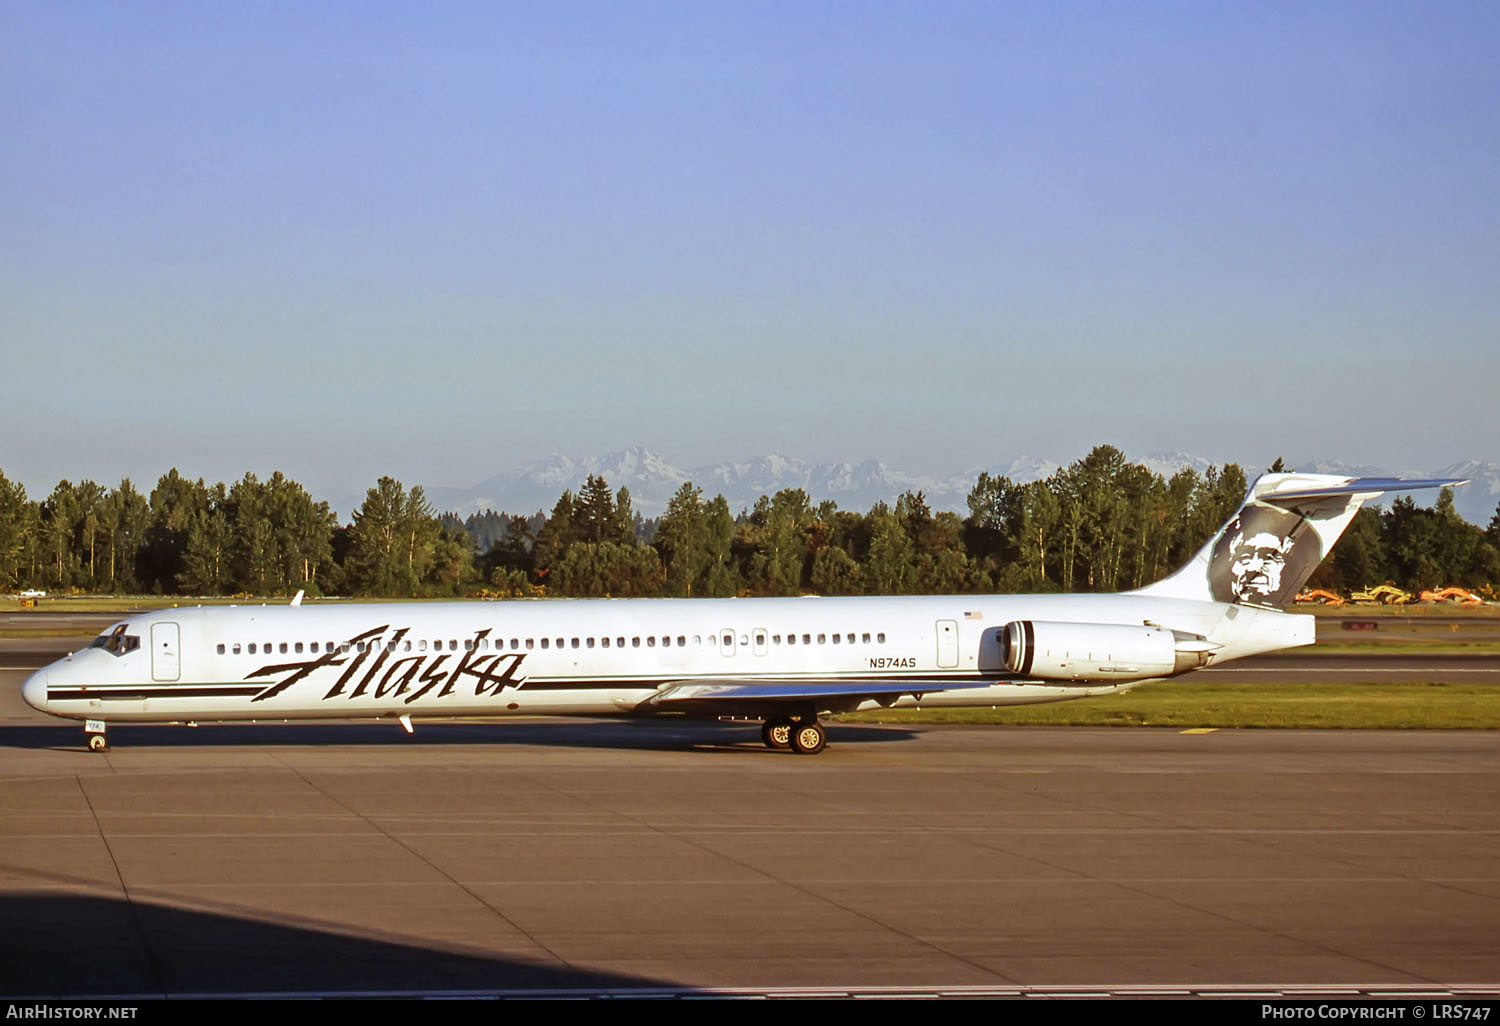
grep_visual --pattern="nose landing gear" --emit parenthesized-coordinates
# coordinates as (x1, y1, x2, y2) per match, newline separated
(85, 720, 108, 753)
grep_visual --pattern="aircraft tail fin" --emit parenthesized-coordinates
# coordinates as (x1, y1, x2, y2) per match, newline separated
(1133, 473, 1467, 608)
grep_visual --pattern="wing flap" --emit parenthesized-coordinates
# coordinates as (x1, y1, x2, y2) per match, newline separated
(645, 678, 984, 709)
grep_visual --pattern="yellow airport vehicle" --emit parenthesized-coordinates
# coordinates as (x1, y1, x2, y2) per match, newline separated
(1348, 584, 1414, 605)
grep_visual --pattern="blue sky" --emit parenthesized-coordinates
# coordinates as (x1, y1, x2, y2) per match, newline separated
(4, 1, 1497, 502)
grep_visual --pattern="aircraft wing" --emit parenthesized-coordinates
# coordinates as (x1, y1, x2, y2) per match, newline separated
(640, 678, 987, 716)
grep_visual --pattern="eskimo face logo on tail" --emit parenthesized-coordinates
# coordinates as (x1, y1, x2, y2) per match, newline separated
(1208, 504, 1322, 608)
(246, 626, 528, 704)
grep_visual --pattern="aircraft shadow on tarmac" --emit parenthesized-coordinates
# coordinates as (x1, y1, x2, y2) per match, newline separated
(0, 720, 918, 754)
(0, 892, 676, 998)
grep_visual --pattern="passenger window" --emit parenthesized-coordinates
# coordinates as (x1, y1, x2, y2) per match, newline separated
(587, 638, 595, 649)
(831, 634, 840, 645)
(677, 636, 686, 647)
(647, 636, 656, 647)
(526, 639, 534, 650)
(862, 633, 870, 644)
(232, 643, 241, 655)
(787, 634, 796, 646)
(878, 632, 886, 643)
(802, 634, 811, 645)
(633, 637, 641, 648)
(601, 637, 609, 648)
(617, 637, 625, 648)
(541, 638, 550, 649)
(846, 633, 855, 644)
(249, 643, 257, 655)
(817, 634, 826, 644)
(571, 638, 580, 649)
(217, 644, 225, 655)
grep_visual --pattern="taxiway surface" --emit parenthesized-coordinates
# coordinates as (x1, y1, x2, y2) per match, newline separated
(1, 719, 1496, 997)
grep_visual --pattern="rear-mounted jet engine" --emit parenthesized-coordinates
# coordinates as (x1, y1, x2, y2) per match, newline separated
(1000, 620, 1216, 682)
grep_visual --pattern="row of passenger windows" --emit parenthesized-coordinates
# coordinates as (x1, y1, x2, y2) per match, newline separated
(216, 630, 889, 656)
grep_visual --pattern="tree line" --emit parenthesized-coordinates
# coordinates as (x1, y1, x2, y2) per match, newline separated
(2, 446, 1497, 599)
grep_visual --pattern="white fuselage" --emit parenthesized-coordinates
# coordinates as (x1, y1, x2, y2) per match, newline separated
(23, 593, 1312, 726)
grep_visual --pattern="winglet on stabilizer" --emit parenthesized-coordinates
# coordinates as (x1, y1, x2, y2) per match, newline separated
(1135, 473, 1468, 608)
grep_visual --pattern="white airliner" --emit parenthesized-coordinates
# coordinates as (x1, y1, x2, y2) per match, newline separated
(22, 473, 1464, 754)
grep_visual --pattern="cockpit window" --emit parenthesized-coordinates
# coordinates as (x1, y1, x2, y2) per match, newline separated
(89, 624, 140, 657)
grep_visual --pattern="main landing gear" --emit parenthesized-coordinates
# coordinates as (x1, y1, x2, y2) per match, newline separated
(761, 717, 827, 755)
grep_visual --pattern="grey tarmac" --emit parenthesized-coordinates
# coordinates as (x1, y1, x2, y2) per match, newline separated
(0, 718, 1496, 998)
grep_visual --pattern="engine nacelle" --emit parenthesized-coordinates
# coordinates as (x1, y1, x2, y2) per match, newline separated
(1000, 620, 1209, 682)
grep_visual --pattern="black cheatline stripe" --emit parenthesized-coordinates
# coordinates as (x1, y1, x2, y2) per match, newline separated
(515, 672, 1013, 691)
(48, 686, 268, 701)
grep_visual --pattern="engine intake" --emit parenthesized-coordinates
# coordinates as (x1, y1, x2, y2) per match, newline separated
(1000, 620, 1210, 682)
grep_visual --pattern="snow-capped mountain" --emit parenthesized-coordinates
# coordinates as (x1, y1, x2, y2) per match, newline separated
(1432, 460, 1500, 526)
(425, 447, 986, 519)
(417, 448, 1499, 526)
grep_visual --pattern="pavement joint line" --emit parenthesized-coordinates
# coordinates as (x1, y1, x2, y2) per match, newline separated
(992, 816, 1438, 986)
(529, 766, 1022, 988)
(75, 775, 169, 999)
(1107, 871, 1439, 986)
(269, 752, 576, 974)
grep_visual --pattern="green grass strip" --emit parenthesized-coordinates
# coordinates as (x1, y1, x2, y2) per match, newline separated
(836, 681, 1500, 730)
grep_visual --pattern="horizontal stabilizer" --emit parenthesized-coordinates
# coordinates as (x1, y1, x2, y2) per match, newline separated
(1260, 477, 1469, 505)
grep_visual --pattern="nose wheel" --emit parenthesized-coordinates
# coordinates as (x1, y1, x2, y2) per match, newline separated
(84, 720, 109, 752)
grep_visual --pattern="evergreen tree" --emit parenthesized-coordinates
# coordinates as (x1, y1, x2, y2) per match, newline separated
(656, 482, 710, 596)
(346, 477, 440, 596)
(144, 470, 212, 593)
(0, 470, 32, 590)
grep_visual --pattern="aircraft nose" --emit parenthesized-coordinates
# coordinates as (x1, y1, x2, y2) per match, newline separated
(22, 668, 48, 712)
